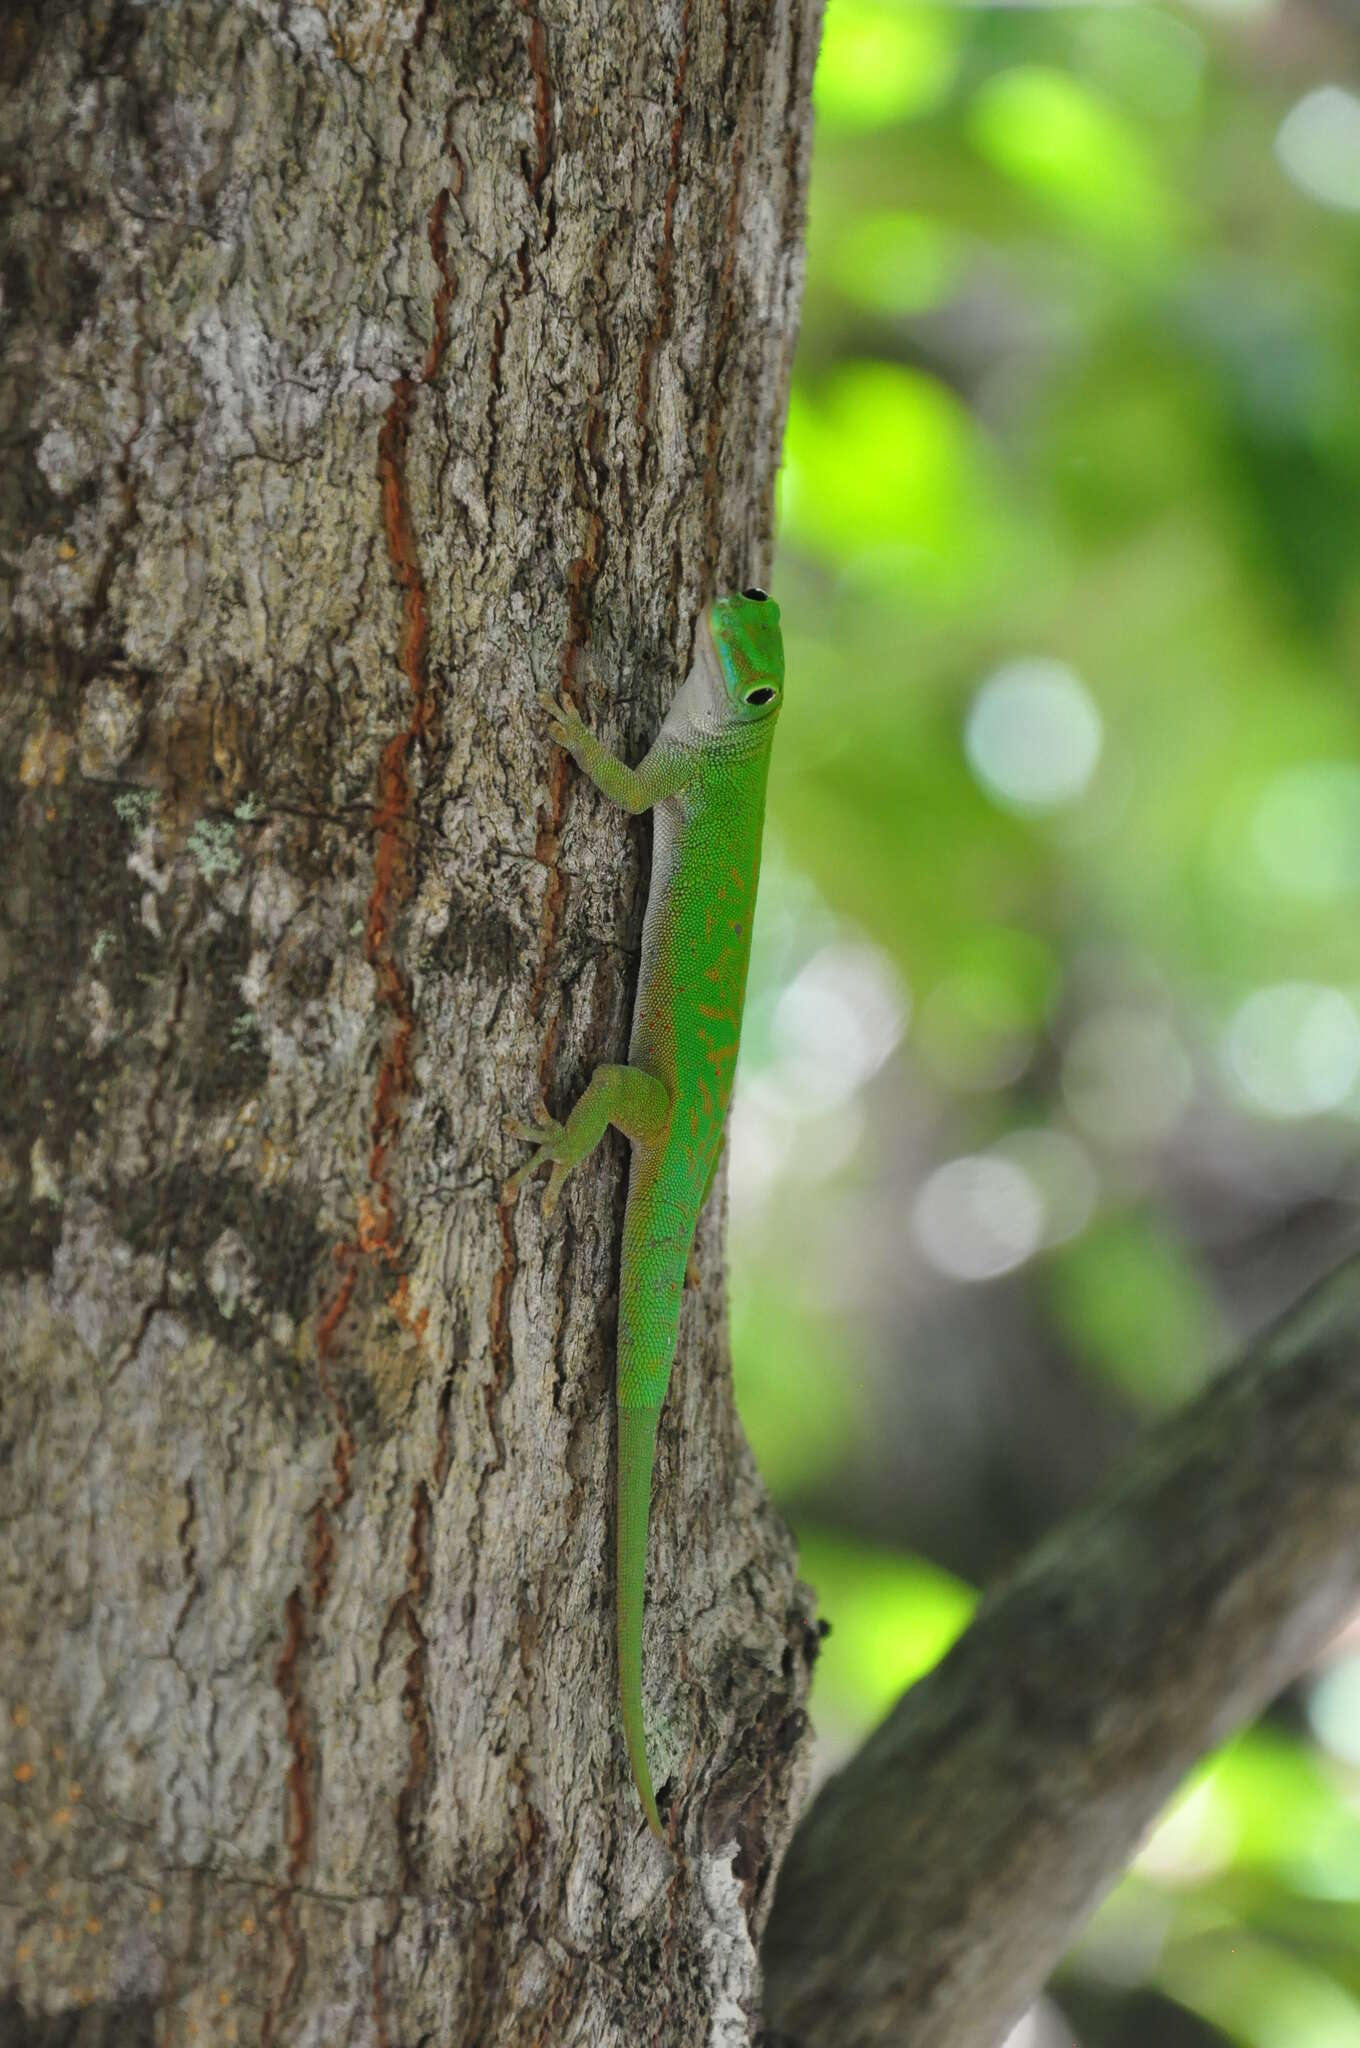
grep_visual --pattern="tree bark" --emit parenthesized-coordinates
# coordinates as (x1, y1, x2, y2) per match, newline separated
(762, 1257, 1360, 2048)
(0, 4, 822, 2042)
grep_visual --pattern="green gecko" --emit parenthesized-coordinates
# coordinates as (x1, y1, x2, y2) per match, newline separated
(507, 588, 785, 1837)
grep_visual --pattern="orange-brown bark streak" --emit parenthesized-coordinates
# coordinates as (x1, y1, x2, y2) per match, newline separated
(356, 184, 459, 2032)
(292, 160, 458, 2036)
(367, 374, 430, 1251)
(310, 168, 457, 1371)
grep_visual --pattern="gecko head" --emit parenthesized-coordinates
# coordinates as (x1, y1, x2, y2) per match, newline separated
(707, 589, 784, 726)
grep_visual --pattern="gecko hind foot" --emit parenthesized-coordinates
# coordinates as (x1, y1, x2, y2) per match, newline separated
(504, 1100, 572, 1215)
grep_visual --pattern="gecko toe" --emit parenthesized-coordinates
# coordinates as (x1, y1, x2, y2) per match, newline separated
(504, 1102, 562, 1147)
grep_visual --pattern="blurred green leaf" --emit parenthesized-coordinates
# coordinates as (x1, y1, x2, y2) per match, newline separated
(730, 1274, 862, 1496)
(1191, 1733, 1360, 1887)
(914, 924, 1059, 1091)
(1074, 7, 1207, 125)
(782, 362, 1017, 600)
(814, 1, 959, 133)
(1159, 1928, 1360, 2048)
(1046, 1213, 1225, 1409)
(828, 209, 963, 316)
(797, 1530, 976, 1734)
(769, 618, 1047, 991)
(968, 64, 1182, 250)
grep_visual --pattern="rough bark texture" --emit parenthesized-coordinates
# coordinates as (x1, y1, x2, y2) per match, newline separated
(0, 3, 821, 2042)
(762, 1257, 1360, 2048)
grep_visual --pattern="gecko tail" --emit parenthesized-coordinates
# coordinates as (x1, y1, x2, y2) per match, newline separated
(617, 1401, 665, 1837)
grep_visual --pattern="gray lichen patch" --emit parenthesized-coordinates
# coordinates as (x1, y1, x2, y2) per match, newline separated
(113, 789, 156, 830)
(185, 816, 243, 882)
(228, 1009, 260, 1052)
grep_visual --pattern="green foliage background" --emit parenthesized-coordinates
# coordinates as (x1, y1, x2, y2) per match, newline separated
(740, 4, 1360, 2039)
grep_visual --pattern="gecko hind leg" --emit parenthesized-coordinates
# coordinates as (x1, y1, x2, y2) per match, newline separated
(505, 1064, 670, 1220)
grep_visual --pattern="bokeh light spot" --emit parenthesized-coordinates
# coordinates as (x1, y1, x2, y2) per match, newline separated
(913, 1154, 1043, 1281)
(771, 941, 908, 1111)
(1135, 1775, 1238, 1886)
(1275, 86, 1360, 215)
(1307, 1658, 1360, 1770)
(1224, 983, 1360, 1118)
(965, 659, 1102, 813)
(1251, 762, 1360, 900)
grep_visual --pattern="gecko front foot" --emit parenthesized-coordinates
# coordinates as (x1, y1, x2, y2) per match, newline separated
(504, 1099, 573, 1219)
(536, 689, 587, 755)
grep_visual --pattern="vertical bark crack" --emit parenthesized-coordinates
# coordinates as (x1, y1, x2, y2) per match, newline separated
(482, 1191, 519, 1490)
(518, 0, 556, 216)
(173, 1476, 201, 1638)
(482, 288, 512, 520)
(87, 275, 148, 641)
(371, 1480, 435, 2044)
(264, 1588, 313, 2044)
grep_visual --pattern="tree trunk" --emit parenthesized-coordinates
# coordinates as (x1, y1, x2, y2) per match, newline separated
(0, 4, 822, 2042)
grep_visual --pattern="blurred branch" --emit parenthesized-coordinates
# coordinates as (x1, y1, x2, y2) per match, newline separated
(762, 1255, 1360, 2048)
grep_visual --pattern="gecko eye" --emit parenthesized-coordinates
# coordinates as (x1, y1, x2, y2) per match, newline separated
(745, 686, 776, 706)
(741, 586, 768, 602)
